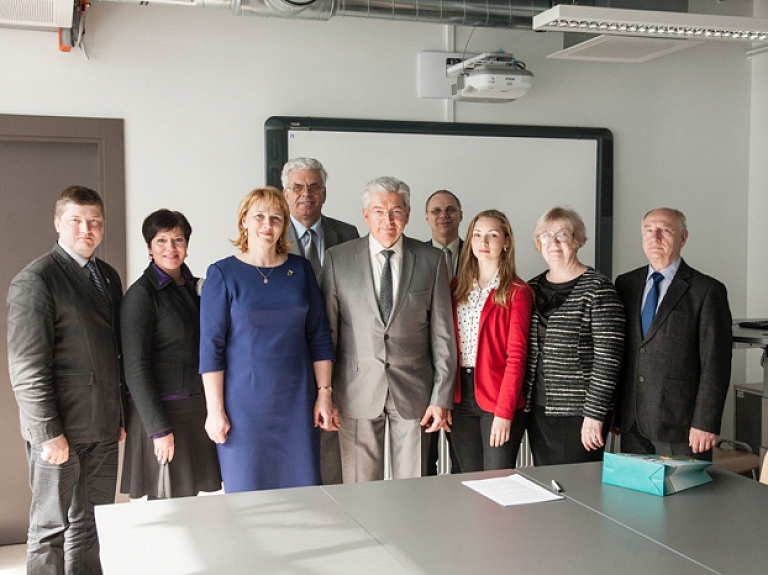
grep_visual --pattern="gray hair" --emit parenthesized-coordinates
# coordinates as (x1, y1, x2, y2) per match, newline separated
(642, 207, 687, 231)
(533, 206, 588, 253)
(281, 157, 328, 189)
(362, 177, 411, 210)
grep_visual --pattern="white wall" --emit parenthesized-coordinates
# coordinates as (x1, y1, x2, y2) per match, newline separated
(0, 1, 760, 428)
(746, 2, 768, 384)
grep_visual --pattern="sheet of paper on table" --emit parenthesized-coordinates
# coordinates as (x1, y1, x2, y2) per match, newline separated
(463, 473, 564, 506)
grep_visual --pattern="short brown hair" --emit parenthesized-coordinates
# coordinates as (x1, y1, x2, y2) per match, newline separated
(231, 187, 291, 254)
(533, 206, 588, 253)
(55, 186, 104, 219)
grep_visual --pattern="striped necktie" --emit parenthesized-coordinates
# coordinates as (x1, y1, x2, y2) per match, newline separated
(85, 260, 109, 305)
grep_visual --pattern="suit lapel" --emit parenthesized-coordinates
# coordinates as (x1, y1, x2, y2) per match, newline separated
(286, 222, 302, 256)
(322, 216, 340, 250)
(354, 237, 382, 322)
(389, 237, 415, 325)
(628, 268, 646, 341)
(53, 246, 113, 320)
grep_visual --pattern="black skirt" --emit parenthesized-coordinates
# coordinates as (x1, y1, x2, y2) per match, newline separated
(121, 395, 222, 498)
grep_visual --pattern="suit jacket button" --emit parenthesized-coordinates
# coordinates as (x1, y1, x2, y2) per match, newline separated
(639, 348, 646, 354)
(639, 376, 645, 382)
(384, 362, 391, 369)
(383, 334, 389, 340)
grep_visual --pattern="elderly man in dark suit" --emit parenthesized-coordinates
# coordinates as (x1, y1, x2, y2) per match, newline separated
(7, 186, 123, 574)
(320, 176, 456, 482)
(615, 207, 732, 459)
(282, 157, 359, 485)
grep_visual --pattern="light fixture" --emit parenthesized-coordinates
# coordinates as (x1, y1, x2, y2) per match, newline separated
(533, 5, 768, 42)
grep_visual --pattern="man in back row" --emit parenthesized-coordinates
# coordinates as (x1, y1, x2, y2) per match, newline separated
(282, 157, 359, 485)
(7, 186, 124, 574)
(424, 189, 464, 475)
(615, 207, 732, 459)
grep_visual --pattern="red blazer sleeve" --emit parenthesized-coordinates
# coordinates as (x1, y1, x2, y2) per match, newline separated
(475, 283, 533, 420)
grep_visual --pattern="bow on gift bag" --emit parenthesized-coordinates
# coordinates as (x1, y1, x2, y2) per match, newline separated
(602, 452, 713, 496)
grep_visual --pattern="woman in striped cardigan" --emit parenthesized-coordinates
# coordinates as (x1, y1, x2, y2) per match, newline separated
(525, 207, 625, 466)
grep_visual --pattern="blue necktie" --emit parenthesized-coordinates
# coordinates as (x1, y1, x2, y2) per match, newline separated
(641, 272, 664, 338)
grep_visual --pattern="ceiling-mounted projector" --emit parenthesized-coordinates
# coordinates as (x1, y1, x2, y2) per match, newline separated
(447, 53, 533, 103)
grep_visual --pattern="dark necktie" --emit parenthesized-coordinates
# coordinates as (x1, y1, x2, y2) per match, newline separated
(442, 247, 454, 278)
(85, 260, 109, 305)
(378, 249, 394, 324)
(304, 229, 321, 276)
(641, 272, 664, 338)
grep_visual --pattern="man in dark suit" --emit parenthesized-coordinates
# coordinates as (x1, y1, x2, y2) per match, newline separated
(7, 186, 124, 574)
(282, 157, 359, 274)
(282, 157, 359, 485)
(615, 207, 732, 459)
(425, 189, 463, 277)
(424, 189, 463, 475)
(320, 177, 456, 482)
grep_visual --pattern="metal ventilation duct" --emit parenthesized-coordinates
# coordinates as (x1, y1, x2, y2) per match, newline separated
(99, 0, 552, 29)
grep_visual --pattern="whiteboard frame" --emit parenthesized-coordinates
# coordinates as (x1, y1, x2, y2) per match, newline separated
(265, 116, 614, 276)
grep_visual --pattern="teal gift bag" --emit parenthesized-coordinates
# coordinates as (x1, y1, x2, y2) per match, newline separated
(602, 452, 713, 496)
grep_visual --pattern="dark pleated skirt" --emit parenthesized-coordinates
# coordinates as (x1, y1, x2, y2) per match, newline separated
(121, 396, 222, 498)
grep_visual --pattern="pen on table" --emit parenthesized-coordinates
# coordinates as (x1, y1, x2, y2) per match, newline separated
(551, 480, 564, 494)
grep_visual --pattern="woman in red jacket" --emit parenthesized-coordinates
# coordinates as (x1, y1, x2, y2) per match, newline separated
(451, 209, 534, 471)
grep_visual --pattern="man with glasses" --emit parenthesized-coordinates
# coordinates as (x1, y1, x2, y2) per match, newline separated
(424, 189, 463, 475)
(319, 177, 456, 482)
(425, 190, 464, 277)
(282, 157, 359, 275)
(281, 157, 359, 485)
(614, 208, 732, 460)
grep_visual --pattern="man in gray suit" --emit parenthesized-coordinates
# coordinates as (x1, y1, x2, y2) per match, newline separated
(282, 157, 359, 485)
(320, 176, 456, 482)
(615, 208, 732, 459)
(7, 186, 123, 574)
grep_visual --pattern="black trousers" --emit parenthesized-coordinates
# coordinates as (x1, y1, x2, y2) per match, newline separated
(26, 434, 119, 575)
(451, 368, 527, 472)
(527, 405, 609, 466)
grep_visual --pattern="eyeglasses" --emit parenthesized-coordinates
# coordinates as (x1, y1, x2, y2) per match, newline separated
(539, 231, 573, 244)
(428, 207, 460, 216)
(369, 208, 407, 220)
(289, 184, 324, 195)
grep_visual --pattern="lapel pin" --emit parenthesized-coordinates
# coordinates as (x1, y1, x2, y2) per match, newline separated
(287, 270, 294, 276)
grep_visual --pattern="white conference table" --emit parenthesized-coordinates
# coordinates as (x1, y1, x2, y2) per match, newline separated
(96, 463, 766, 574)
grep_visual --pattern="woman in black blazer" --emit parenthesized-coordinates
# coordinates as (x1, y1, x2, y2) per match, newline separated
(120, 209, 221, 498)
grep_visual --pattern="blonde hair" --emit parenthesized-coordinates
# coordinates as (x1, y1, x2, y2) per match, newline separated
(455, 209, 521, 308)
(231, 187, 291, 254)
(532, 206, 588, 253)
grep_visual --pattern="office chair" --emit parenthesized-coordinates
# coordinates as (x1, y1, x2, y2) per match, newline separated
(712, 438, 760, 480)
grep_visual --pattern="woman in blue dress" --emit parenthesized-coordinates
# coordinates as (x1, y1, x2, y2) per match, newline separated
(200, 187, 336, 493)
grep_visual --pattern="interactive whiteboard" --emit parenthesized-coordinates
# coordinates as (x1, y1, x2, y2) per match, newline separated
(265, 117, 613, 278)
